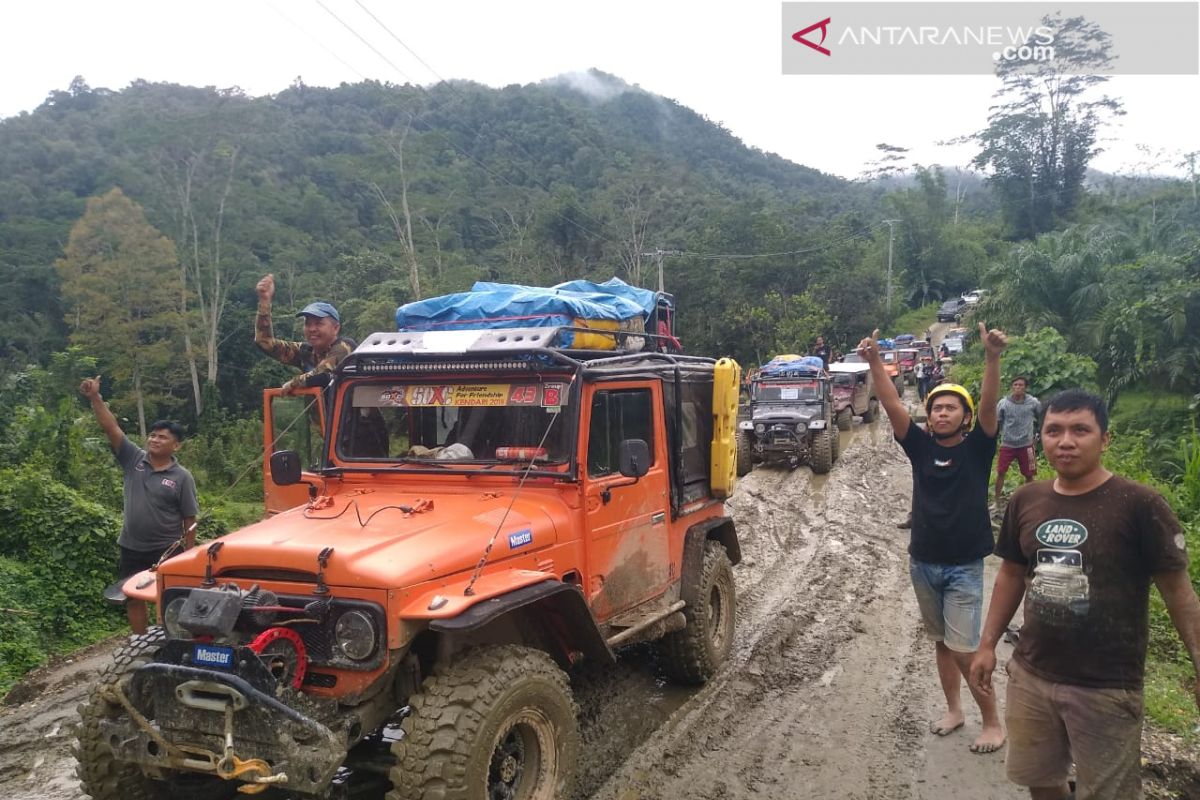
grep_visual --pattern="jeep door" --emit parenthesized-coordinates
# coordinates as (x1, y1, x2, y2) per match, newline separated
(854, 371, 871, 414)
(582, 381, 672, 621)
(263, 387, 326, 515)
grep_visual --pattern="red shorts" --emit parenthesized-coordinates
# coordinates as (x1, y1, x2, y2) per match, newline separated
(997, 444, 1037, 479)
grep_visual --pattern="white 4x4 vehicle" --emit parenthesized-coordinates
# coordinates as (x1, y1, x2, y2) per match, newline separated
(961, 289, 987, 305)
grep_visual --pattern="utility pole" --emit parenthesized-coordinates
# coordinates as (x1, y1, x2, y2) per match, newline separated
(640, 247, 683, 292)
(882, 219, 900, 321)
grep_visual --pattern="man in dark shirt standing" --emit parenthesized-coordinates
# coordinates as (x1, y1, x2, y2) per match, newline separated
(971, 390, 1200, 800)
(80, 376, 198, 634)
(811, 335, 832, 368)
(859, 321, 1007, 753)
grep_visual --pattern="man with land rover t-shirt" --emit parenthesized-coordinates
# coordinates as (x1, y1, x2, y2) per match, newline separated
(970, 389, 1200, 800)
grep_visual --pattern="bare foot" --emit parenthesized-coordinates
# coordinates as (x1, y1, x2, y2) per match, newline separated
(969, 724, 1006, 754)
(930, 712, 964, 736)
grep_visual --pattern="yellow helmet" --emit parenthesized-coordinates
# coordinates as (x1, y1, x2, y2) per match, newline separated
(925, 383, 975, 419)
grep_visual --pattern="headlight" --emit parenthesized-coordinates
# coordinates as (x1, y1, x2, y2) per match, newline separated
(335, 610, 378, 661)
(164, 596, 188, 638)
(809, 420, 826, 430)
(795, 423, 806, 433)
(754, 423, 765, 434)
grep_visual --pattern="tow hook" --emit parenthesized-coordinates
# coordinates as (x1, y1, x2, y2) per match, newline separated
(215, 703, 289, 794)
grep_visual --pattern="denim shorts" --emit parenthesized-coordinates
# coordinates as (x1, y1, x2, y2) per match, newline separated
(909, 557, 984, 652)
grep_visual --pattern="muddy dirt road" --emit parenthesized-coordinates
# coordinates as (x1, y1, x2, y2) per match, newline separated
(1, 408, 1195, 799)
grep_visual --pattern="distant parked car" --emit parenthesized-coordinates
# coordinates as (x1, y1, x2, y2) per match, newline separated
(961, 289, 987, 305)
(937, 297, 966, 322)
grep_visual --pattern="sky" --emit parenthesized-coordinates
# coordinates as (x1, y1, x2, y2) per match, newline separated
(1, 0, 1196, 180)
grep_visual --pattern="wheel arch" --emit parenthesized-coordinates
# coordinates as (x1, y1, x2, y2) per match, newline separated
(682, 518, 742, 591)
(428, 580, 615, 670)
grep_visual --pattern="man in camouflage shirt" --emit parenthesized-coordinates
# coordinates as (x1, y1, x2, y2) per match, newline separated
(255, 274, 355, 393)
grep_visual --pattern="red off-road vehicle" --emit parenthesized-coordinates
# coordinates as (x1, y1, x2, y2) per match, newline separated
(76, 325, 742, 800)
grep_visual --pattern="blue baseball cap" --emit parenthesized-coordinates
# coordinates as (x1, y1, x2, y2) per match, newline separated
(296, 302, 340, 322)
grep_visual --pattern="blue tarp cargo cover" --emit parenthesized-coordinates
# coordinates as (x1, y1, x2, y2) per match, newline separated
(759, 355, 825, 377)
(395, 278, 649, 347)
(550, 278, 660, 316)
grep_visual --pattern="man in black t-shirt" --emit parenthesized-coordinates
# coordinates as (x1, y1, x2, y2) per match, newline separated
(811, 335, 832, 368)
(971, 390, 1199, 800)
(859, 321, 1007, 754)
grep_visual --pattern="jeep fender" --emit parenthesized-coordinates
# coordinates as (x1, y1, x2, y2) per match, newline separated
(426, 580, 615, 669)
(681, 518, 741, 606)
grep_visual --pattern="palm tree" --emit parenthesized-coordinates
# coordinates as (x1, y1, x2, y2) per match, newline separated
(977, 225, 1122, 349)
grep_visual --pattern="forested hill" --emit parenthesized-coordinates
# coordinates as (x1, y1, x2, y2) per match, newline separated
(0, 71, 885, 418)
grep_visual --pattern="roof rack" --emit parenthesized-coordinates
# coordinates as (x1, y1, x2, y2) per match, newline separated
(340, 326, 711, 376)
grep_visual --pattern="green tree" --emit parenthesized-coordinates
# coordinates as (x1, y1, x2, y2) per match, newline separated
(975, 224, 1124, 348)
(55, 188, 181, 436)
(973, 15, 1124, 238)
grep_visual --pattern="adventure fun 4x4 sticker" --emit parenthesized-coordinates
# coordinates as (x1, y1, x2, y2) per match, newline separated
(1035, 518, 1088, 548)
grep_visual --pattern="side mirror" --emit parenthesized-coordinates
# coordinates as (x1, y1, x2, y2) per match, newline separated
(617, 439, 650, 479)
(270, 450, 302, 486)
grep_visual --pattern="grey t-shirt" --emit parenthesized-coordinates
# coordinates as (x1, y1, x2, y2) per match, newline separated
(114, 437, 199, 552)
(996, 394, 1041, 448)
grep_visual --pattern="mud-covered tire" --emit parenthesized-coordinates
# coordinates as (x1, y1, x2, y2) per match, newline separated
(836, 407, 852, 431)
(76, 629, 165, 800)
(389, 645, 579, 800)
(736, 430, 753, 477)
(810, 429, 833, 474)
(76, 633, 163, 800)
(656, 541, 736, 685)
(861, 398, 879, 423)
(75, 629, 239, 800)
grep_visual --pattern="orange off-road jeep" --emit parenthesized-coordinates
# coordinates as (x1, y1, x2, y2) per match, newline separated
(77, 325, 742, 800)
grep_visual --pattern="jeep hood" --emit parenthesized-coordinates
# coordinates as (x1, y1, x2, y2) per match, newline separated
(752, 405, 820, 424)
(159, 488, 564, 589)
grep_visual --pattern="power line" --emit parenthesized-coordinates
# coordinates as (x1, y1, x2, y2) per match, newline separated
(352, 0, 448, 86)
(313, 0, 416, 84)
(305, 0, 624, 250)
(265, 1, 370, 82)
(669, 224, 885, 261)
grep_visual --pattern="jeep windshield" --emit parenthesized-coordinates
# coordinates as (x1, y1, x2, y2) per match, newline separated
(334, 378, 574, 469)
(752, 379, 822, 403)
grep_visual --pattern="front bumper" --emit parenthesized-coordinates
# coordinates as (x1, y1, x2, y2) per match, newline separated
(103, 649, 346, 796)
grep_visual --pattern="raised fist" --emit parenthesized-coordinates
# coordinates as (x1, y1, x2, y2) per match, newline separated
(79, 374, 102, 398)
(978, 322, 1008, 356)
(856, 328, 882, 360)
(256, 273, 275, 303)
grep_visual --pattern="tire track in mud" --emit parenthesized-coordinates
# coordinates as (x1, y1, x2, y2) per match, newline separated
(579, 419, 939, 800)
(0, 639, 124, 800)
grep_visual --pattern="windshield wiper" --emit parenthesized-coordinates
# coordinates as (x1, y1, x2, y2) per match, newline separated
(384, 458, 452, 469)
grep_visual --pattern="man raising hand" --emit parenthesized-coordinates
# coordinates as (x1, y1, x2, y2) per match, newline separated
(858, 321, 1008, 754)
(254, 273, 355, 393)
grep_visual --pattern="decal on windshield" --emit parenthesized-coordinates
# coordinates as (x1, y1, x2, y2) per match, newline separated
(355, 383, 570, 408)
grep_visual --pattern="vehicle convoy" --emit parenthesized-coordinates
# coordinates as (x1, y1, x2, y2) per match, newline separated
(828, 362, 879, 430)
(76, 279, 743, 800)
(736, 356, 840, 475)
